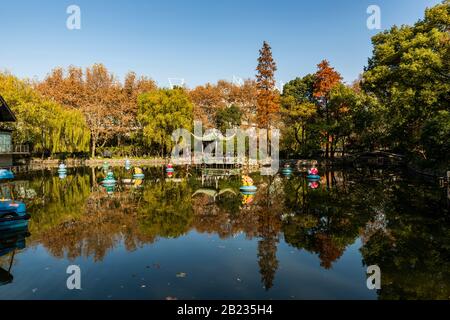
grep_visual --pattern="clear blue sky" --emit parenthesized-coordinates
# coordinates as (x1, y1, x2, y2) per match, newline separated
(0, 0, 442, 88)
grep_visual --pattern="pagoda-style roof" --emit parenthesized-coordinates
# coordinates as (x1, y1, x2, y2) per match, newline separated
(192, 129, 236, 142)
(0, 95, 16, 122)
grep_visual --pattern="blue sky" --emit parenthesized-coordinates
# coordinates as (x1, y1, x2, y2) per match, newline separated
(0, 0, 442, 88)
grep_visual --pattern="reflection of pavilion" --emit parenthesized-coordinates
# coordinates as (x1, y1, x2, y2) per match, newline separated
(200, 167, 240, 189)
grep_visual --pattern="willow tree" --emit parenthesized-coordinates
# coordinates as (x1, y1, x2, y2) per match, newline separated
(0, 72, 90, 156)
(189, 79, 258, 129)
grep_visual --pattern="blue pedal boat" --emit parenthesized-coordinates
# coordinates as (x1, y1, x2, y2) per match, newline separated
(0, 170, 14, 180)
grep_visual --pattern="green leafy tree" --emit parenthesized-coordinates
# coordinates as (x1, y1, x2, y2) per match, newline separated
(137, 88, 193, 156)
(281, 75, 320, 157)
(420, 110, 450, 162)
(362, 0, 450, 161)
(215, 104, 242, 133)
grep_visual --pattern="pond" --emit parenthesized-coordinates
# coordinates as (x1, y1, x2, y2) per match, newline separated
(0, 165, 448, 300)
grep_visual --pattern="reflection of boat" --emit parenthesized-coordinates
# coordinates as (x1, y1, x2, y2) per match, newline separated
(241, 193, 255, 205)
(102, 171, 116, 186)
(58, 172, 67, 179)
(58, 165, 67, 179)
(122, 168, 145, 184)
(0, 201, 29, 231)
(0, 171, 30, 230)
(125, 159, 131, 171)
(239, 185, 257, 193)
(104, 184, 115, 195)
(165, 164, 174, 174)
(282, 166, 293, 176)
(308, 181, 320, 189)
(133, 167, 145, 179)
(0, 170, 14, 180)
(0, 225, 30, 286)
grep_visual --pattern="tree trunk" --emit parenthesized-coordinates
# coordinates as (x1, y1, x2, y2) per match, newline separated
(91, 137, 97, 158)
(325, 99, 330, 160)
(294, 126, 302, 146)
(330, 136, 335, 161)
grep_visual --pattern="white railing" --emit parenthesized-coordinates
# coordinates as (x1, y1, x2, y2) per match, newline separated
(0, 144, 30, 154)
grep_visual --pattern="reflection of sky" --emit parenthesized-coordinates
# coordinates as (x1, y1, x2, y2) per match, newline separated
(0, 232, 376, 299)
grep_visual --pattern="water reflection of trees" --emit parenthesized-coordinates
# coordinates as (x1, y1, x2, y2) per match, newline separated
(282, 172, 370, 269)
(360, 178, 450, 300)
(22, 167, 449, 298)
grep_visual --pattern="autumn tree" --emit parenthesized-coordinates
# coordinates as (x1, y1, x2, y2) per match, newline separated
(233, 79, 258, 127)
(37, 64, 156, 157)
(189, 83, 222, 128)
(189, 79, 258, 129)
(313, 60, 342, 159)
(119, 72, 157, 145)
(256, 41, 280, 130)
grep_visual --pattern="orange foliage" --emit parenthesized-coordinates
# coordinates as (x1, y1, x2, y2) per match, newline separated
(256, 41, 280, 128)
(313, 60, 342, 100)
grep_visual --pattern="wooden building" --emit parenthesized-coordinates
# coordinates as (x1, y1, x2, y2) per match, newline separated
(0, 95, 29, 166)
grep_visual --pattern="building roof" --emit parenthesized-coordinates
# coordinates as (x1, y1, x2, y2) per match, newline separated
(0, 95, 16, 122)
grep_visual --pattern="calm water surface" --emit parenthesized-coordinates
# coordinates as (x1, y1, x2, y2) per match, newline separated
(0, 166, 448, 300)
